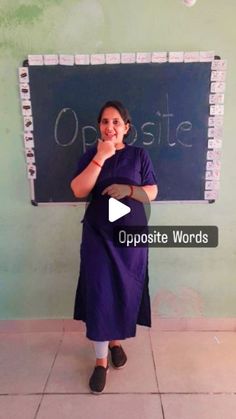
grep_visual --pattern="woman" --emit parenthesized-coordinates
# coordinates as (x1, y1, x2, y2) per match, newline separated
(71, 101, 158, 394)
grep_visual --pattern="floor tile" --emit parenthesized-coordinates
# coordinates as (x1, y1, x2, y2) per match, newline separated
(45, 332, 94, 393)
(1, 325, 235, 419)
(37, 394, 163, 419)
(46, 327, 158, 393)
(63, 319, 85, 333)
(0, 320, 63, 334)
(107, 327, 158, 393)
(151, 331, 236, 392)
(151, 316, 236, 332)
(0, 395, 41, 419)
(162, 394, 236, 419)
(0, 333, 62, 394)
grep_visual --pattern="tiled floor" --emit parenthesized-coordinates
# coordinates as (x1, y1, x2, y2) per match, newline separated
(1, 322, 236, 419)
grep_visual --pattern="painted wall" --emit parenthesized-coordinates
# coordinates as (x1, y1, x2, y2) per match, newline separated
(0, 0, 235, 319)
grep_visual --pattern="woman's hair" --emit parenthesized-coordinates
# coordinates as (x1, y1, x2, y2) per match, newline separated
(97, 100, 132, 137)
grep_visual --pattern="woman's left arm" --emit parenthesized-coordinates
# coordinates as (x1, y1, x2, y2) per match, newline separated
(101, 183, 158, 202)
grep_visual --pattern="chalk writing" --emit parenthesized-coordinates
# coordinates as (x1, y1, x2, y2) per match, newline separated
(54, 108, 78, 147)
(54, 94, 193, 151)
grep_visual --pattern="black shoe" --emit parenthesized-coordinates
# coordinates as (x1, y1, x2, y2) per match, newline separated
(109, 345, 127, 369)
(89, 364, 109, 394)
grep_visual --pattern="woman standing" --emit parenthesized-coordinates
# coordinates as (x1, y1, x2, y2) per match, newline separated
(71, 101, 158, 394)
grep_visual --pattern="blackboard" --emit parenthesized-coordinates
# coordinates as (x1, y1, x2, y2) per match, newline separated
(22, 60, 216, 203)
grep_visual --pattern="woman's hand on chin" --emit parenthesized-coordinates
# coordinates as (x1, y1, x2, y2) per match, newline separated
(96, 138, 116, 160)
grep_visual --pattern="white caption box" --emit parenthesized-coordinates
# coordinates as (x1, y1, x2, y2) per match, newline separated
(208, 140, 214, 148)
(24, 133, 34, 148)
(136, 52, 152, 63)
(205, 180, 220, 190)
(208, 127, 215, 137)
(205, 181, 213, 190)
(151, 52, 167, 63)
(205, 170, 220, 180)
(121, 53, 136, 64)
(206, 161, 214, 170)
(207, 150, 221, 160)
(105, 53, 121, 64)
(28, 55, 43, 65)
(212, 60, 227, 70)
(205, 171, 213, 180)
(169, 52, 184, 62)
(59, 55, 74, 65)
(25, 148, 35, 164)
(200, 51, 215, 62)
(90, 54, 105, 65)
(22, 100, 32, 116)
(211, 82, 226, 93)
(211, 71, 226, 82)
(19, 67, 29, 83)
(20, 83, 30, 100)
(184, 51, 200, 62)
(210, 104, 224, 116)
(208, 139, 222, 149)
(44, 55, 59, 65)
(209, 94, 224, 104)
(208, 116, 224, 127)
(208, 127, 223, 138)
(27, 164, 37, 180)
(206, 160, 221, 170)
(204, 190, 219, 200)
(75, 54, 90, 65)
(24, 117, 33, 131)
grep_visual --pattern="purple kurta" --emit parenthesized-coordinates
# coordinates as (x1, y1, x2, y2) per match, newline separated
(73, 145, 157, 341)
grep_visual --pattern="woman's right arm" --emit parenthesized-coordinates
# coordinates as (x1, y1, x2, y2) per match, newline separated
(71, 140, 115, 198)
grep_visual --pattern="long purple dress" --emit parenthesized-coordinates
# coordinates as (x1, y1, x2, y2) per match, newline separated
(73, 144, 157, 341)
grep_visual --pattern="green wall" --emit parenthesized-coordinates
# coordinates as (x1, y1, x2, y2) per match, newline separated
(0, 0, 235, 319)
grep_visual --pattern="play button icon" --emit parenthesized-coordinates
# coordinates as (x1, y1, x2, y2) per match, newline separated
(108, 197, 131, 222)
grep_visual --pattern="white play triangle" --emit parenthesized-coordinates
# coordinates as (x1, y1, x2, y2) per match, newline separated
(108, 197, 131, 222)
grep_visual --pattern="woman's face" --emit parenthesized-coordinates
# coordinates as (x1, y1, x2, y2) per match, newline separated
(99, 107, 129, 148)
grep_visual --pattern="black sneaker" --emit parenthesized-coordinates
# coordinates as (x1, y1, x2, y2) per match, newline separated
(89, 364, 109, 394)
(109, 345, 127, 369)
